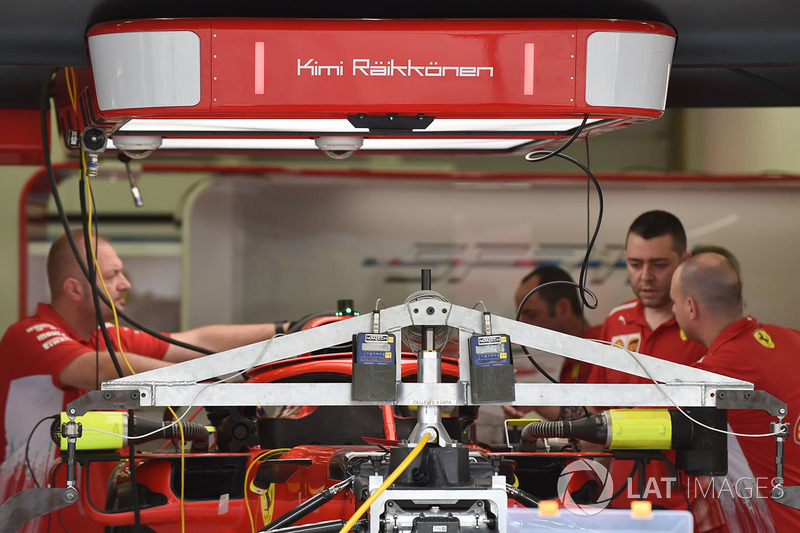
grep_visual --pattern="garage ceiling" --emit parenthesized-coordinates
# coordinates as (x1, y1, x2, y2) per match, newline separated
(0, 0, 798, 110)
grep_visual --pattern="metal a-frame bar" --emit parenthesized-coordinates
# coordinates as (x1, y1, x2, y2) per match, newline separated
(101, 298, 751, 408)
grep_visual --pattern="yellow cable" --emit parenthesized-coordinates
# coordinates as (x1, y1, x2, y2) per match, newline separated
(338, 432, 432, 533)
(85, 161, 135, 375)
(172, 410, 185, 533)
(244, 448, 289, 532)
(64, 66, 79, 114)
(84, 165, 186, 532)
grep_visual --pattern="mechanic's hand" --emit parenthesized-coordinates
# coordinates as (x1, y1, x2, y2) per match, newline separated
(503, 405, 528, 418)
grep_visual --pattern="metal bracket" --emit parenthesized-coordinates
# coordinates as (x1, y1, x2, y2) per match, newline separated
(100, 299, 753, 409)
(347, 113, 434, 133)
(0, 487, 78, 533)
(65, 389, 142, 418)
(714, 389, 788, 418)
(773, 485, 800, 510)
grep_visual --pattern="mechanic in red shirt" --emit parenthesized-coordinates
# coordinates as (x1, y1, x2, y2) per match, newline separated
(588, 210, 706, 386)
(505, 265, 602, 421)
(672, 252, 800, 532)
(0, 230, 289, 524)
(585, 211, 706, 516)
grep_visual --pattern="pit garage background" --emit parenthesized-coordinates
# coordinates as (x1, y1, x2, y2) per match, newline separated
(16, 118, 800, 442)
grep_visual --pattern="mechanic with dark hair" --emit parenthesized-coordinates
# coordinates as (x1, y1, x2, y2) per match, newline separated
(0, 230, 290, 515)
(672, 252, 799, 531)
(586, 211, 708, 518)
(588, 210, 705, 385)
(505, 265, 601, 420)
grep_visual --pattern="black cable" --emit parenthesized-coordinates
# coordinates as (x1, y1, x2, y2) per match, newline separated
(81, 461, 102, 513)
(563, 154, 603, 310)
(24, 414, 59, 487)
(260, 477, 355, 532)
(95, 342, 100, 390)
(514, 282, 599, 332)
(515, 280, 598, 384)
(525, 148, 604, 312)
(678, 471, 693, 509)
(584, 136, 591, 170)
(39, 73, 121, 378)
(79, 171, 125, 378)
(57, 507, 70, 533)
(595, 455, 685, 508)
(49, 461, 70, 533)
(39, 73, 124, 375)
(524, 114, 589, 163)
(575, 134, 592, 378)
(89, 188, 101, 389)
(127, 411, 142, 527)
(572, 134, 594, 417)
(506, 483, 540, 507)
(666, 457, 691, 509)
(594, 461, 637, 505)
(38, 72, 213, 357)
(266, 519, 366, 533)
(81, 458, 127, 516)
(520, 122, 604, 384)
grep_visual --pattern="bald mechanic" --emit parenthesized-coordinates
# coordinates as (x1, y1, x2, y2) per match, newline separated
(0, 231, 289, 503)
(672, 253, 800, 531)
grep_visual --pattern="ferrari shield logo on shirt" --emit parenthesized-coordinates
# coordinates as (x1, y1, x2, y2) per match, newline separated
(753, 329, 775, 349)
(795, 415, 800, 445)
(611, 333, 641, 352)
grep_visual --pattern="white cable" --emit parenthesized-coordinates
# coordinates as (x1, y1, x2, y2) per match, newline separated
(81, 323, 784, 442)
(593, 339, 782, 439)
(82, 334, 281, 440)
(472, 300, 488, 312)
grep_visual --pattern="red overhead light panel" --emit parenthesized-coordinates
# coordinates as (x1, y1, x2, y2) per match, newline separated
(56, 18, 676, 156)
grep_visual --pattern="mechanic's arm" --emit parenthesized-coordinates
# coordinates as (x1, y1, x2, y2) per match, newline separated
(165, 322, 290, 363)
(59, 350, 172, 390)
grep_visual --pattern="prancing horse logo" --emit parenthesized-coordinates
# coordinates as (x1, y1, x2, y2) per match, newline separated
(753, 329, 775, 349)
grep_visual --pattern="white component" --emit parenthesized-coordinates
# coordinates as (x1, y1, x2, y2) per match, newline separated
(88, 31, 201, 111)
(112, 135, 163, 159)
(585, 31, 675, 111)
(314, 136, 364, 159)
(369, 483, 508, 533)
(119, 118, 604, 133)
(135, 137, 544, 152)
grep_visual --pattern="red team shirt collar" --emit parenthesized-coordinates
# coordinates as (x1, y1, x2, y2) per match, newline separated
(625, 298, 681, 332)
(35, 303, 78, 336)
(35, 302, 95, 347)
(707, 315, 757, 356)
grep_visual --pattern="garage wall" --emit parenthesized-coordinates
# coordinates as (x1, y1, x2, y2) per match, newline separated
(185, 175, 800, 331)
(182, 173, 800, 444)
(680, 107, 800, 174)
